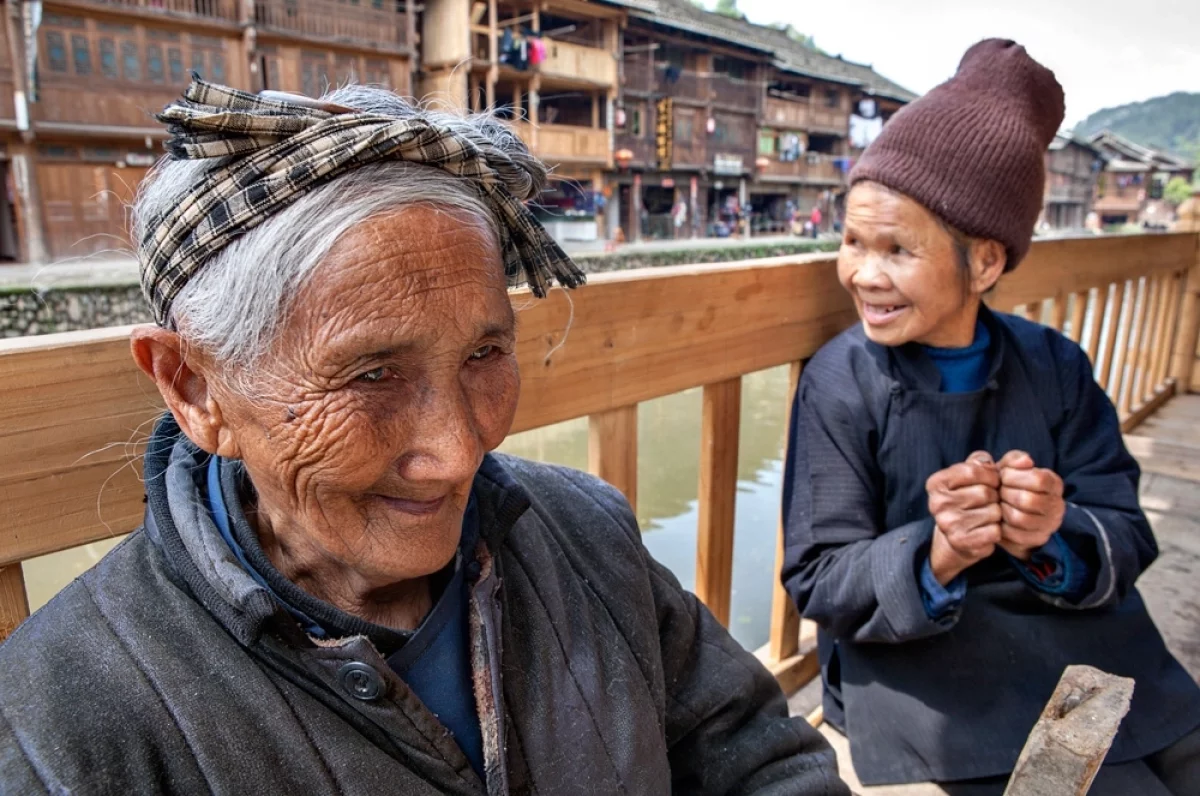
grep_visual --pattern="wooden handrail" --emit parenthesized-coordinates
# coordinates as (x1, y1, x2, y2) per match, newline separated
(3, 233, 1200, 694)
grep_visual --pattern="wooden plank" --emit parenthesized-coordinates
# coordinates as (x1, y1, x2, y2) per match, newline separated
(1049, 294, 1068, 332)
(763, 650, 820, 696)
(0, 563, 30, 644)
(1085, 285, 1108, 367)
(1121, 380, 1175, 434)
(695, 377, 741, 627)
(1021, 300, 1043, 323)
(1124, 427, 1200, 482)
(1098, 281, 1127, 393)
(1154, 275, 1182, 390)
(1118, 278, 1149, 417)
(587, 404, 638, 512)
(806, 705, 824, 728)
(1131, 275, 1163, 405)
(768, 361, 803, 663)
(1066, 290, 1088, 343)
(1003, 666, 1135, 796)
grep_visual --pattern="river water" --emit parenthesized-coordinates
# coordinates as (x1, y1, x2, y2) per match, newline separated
(23, 366, 793, 652)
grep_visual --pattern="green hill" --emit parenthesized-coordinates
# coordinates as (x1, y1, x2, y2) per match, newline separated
(1075, 92, 1200, 162)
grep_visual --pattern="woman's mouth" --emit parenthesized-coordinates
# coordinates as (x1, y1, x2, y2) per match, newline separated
(375, 495, 447, 516)
(861, 302, 909, 326)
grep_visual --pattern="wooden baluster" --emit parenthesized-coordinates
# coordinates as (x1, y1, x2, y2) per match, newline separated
(1049, 294, 1068, 333)
(1086, 285, 1109, 369)
(1153, 275, 1182, 390)
(1022, 300, 1043, 323)
(0, 563, 30, 644)
(696, 377, 742, 627)
(588, 404, 639, 513)
(1119, 277, 1151, 416)
(1099, 281, 1127, 395)
(1134, 275, 1163, 406)
(1066, 290, 1088, 343)
(1144, 276, 1173, 401)
(769, 362, 803, 663)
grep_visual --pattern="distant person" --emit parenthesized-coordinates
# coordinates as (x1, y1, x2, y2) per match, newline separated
(810, 205, 822, 238)
(1085, 210, 1102, 234)
(672, 198, 688, 239)
(781, 39, 1200, 795)
(0, 78, 847, 795)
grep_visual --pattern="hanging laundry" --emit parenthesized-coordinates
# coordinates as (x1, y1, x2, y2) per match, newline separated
(528, 38, 546, 66)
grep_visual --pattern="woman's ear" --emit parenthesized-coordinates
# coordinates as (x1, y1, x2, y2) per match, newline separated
(968, 240, 1007, 294)
(130, 327, 237, 457)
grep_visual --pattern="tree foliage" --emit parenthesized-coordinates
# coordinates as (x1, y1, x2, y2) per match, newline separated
(1164, 176, 1194, 207)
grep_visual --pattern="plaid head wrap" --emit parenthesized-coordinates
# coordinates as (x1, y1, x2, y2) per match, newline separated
(139, 78, 585, 326)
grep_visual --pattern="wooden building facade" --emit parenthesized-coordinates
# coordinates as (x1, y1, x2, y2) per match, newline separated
(1041, 134, 1103, 231)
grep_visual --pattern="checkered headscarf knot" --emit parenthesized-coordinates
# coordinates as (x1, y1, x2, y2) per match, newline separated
(139, 78, 585, 326)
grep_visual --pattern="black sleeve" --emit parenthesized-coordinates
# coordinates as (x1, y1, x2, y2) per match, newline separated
(781, 378, 961, 643)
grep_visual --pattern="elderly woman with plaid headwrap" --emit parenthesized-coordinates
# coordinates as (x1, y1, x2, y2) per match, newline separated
(0, 82, 845, 795)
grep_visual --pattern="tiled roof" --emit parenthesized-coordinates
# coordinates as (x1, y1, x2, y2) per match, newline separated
(616, 0, 916, 102)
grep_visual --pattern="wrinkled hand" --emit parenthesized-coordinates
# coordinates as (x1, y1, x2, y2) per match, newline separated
(926, 451, 1002, 585)
(997, 450, 1065, 560)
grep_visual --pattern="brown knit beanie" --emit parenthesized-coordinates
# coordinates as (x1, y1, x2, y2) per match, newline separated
(850, 39, 1064, 270)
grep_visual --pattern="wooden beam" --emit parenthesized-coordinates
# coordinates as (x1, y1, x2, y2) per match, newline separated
(1003, 666, 1134, 796)
(0, 563, 30, 644)
(764, 650, 820, 696)
(768, 361, 803, 663)
(1145, 276, 1173, 401)
(1022, 300, 1042, 323)
(1067, 290, 1088, 344)
(587, 404, 638, 512)
(695, 377, 741, 627)
(1132, 275, 1163, 405)
(1153, 275, 1182, 390)
(1118, 278, 1149, 417)
(806, 705, 824, 728)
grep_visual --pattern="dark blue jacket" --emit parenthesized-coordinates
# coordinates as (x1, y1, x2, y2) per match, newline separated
(782, 306, 1200, 786)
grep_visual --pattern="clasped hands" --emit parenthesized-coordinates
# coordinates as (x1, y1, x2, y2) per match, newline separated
(925, 450, 1065, 586)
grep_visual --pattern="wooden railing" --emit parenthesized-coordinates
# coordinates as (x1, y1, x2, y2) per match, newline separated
(254, 0, 409, 49)
(3, 235, 1200, 702)
(710, 74, 759, 113)
(85, 0, 239, 22)
(763, 96, 810, 130)
(539, 39, 616, 86)
(511, 121, 610, 166)
(759, 154, 844, 184)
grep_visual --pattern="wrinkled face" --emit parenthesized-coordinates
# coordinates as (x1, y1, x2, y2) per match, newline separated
(838, 181, 979, 348)
(211, 206, 518, 585)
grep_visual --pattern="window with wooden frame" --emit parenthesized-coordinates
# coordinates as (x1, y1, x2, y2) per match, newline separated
(122, 41, 141, 82)
(45, 32, 68, 73)
(70, 35, 91, 75)
(301, 51, 333, 97)
(99, 39, 118, 79)
(363, 58, 392, 88)
(168, 47, 185, 84)
(146, 44, 165, 83)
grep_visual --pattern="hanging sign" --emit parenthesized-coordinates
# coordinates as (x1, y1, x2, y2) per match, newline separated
(655, 97, 673, 171)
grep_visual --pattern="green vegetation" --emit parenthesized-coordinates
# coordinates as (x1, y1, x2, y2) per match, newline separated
(1076, 92, 1200, 162)
(1165, 176, 1194, 206)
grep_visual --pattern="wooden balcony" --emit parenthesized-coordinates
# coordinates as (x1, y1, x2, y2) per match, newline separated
(657, 65, 707, 104)
(4, 234, 1200, 726)
(511, 121, 610, 167)
(622, 57, 654, 94)
(710, 74, 758, 113)
(70, 0, 239, 23)
(762, 96, 847, 136)
(31, 83, 181, 129)
(539, 39, 616, 87)
(1094, 194, 1143, 216)
(254, 0, 410, 49)
(758, 155, 845, 185)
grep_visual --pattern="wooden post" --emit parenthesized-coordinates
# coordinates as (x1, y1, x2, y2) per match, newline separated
(588, 404, 638, 512)
(1085, 285, 1109, 368)
(4, 2, 49, 264)
(1099, 281, 1127, 394)
(1022, 300, 1043, 323)
(0, 563, 30, 644)
(696, 377, 742, 627)
(486, 0, 498, 110)
(1003, 666, 1134, 796)
(768, 362, 803, 662)
(1067, 290, 1088, 344)
(1169, 236, 1200, 392)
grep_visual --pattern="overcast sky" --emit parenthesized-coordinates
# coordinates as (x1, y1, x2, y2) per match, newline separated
(734, 0, 1199, 129)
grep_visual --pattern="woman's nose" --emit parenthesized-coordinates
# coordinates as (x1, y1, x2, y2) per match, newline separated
(395, 384, 482, 485)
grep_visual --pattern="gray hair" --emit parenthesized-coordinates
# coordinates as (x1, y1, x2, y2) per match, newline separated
(130, 84, 549, 370)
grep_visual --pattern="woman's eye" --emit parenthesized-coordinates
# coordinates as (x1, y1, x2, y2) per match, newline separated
(890, 244, 908, 256)
(469, 345, 497, 362)
(356, 367, 385, 383)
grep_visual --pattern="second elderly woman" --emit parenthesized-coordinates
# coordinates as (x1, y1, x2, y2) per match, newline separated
(782, 39, 1200, 795)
